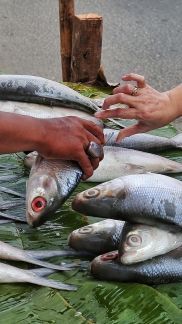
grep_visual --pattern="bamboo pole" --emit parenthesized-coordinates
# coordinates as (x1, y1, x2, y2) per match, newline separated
(59, 0, 75, 81)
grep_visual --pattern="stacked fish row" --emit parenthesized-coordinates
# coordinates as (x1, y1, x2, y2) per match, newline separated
(71, 173, 182, 284)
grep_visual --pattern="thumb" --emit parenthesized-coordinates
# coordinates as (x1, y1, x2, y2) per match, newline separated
(116, 123, 150, 142)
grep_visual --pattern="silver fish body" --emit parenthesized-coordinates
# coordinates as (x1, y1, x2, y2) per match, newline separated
(26, 155, 82, 226)
(90, 247, 182, 284)
(104, 129, 182, 151)
(0, 262, 77, 291)
(87, 146, 182, 182)
(72, 173, 182, 227)
(119, 223, 182, 264)
(68, 219, 125, 254)
(0, 75, 99, 113)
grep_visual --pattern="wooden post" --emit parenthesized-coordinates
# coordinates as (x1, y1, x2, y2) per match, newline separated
(70, 14, 103, 84)
(59, 0, 75, 81)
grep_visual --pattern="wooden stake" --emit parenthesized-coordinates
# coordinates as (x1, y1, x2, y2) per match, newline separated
(71, 14, 103, 83)
(59, 0, 75, 81)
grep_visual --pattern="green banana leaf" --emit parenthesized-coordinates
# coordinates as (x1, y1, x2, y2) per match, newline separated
(0, 84, 181, 324)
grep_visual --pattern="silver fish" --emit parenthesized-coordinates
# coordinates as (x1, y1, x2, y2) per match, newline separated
(90, 247, 182, 284)
(0, 74, 123, 128)
(72, 173, 182, 227)
(0, 75, 99, 112)
(68, 219, 125, 254)
(0, 262, 77, 291)
(119, 223, 182, 264)
(104, 128, 182, 152)
(87, 146, 182, 182)
(26, 155, 82, 226)
(0, 240, 81, 271)
(0, 100, 101, 125)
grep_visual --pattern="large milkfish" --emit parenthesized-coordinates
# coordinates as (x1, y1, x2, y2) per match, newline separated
(0, 74, 123, 128)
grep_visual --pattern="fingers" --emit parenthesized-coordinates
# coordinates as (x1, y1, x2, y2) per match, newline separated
(122, 73, 146, 88)
(101, 93, 139, 110)
(113, 84, 136, 96)
(77, 151, 94, 180)
(95, 107, 137, 120)
(116, 123, 151, 142)
(82, 120, 104, 144)
(89, 157, 100, 171)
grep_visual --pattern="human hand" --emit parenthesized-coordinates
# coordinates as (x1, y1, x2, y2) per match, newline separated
(95, 73, 181, 141)
(37, 116, 104, 179)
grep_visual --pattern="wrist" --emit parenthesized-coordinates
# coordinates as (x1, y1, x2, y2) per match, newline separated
(166, 84, 182, 119)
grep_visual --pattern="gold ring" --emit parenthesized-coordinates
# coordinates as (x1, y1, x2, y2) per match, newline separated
(131, 86, 138, 96)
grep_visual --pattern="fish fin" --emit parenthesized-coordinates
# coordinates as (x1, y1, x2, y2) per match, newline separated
(29, 273, 77, 291)
(172, 133, 182, 148)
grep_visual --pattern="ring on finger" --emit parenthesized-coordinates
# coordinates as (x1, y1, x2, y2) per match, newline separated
(131, 86, 138, 96)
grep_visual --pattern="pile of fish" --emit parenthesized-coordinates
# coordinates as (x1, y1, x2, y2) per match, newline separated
(1, 74, 182, 227)
(0, 74, 182, 288)
(71, 173, 182, 284)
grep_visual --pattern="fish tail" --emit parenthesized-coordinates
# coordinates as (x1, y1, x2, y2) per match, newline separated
(25, 254, 79, 271)
(27, 248, 94, 259)
(172, 133, 182, 148)
(30, 267, 55, 277)
(30, 274, 77, 291)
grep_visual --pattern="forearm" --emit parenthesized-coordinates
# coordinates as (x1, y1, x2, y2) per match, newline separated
(0, 112, 45, 154)
(166, 84, 182, 119)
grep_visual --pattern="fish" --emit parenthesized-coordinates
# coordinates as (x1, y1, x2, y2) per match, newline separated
(0, 240, 83, 271)
(0, 74, 123, 128)
(90, 247, 182, 284)
(0, 75, 99, 113)
(118, 222, 182, 264)
(24, 145, 182, 183)
(26, 154, 82, 227)
(0, 262, 77, 291)
(72, 173, 182, 227)
(104, 128, 182, 152)
(0, 100, 102, 125)
(68, 219, 125, 254)
(87, 146, 182, 182)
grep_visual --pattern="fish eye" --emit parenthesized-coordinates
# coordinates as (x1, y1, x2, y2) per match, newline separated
(31, 196, 47, 212)
(83, 188, 100, 199)
(78, 225, 93, 234)
(126, 234, 142, 247)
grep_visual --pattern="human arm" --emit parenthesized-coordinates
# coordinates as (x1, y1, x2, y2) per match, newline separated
(95, 73, 182, 141)
(0, 112, 104, 179)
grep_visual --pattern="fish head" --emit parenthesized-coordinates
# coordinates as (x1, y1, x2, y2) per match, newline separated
(26, 172, 60, 227)
(90, 251, 121, 280)
(119, 224, 155, 264)
(72, 177, 126, 218)
(68, 219, 123, 254)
